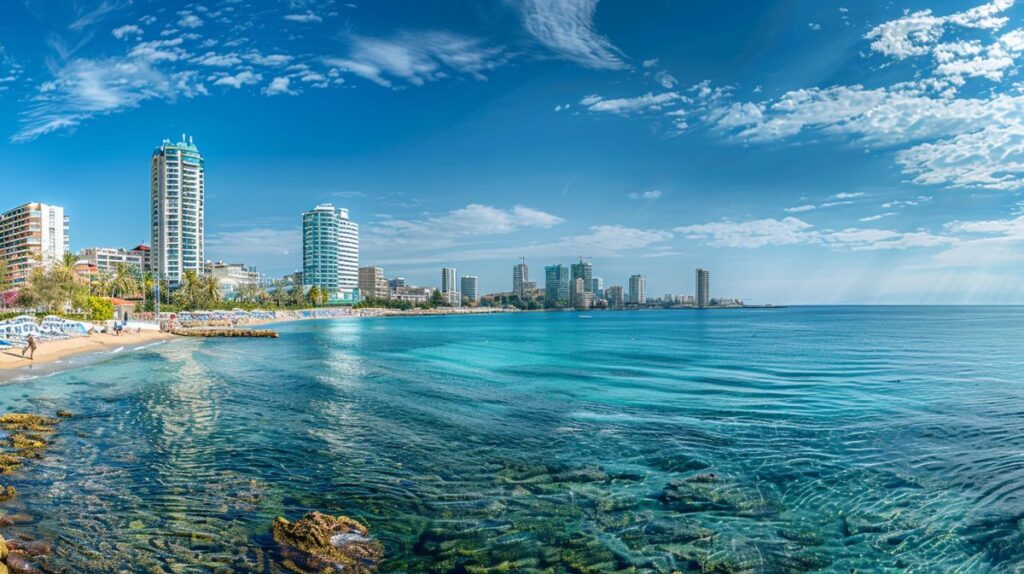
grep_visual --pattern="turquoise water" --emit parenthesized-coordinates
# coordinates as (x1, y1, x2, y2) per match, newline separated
(0, 308, 1022, 572)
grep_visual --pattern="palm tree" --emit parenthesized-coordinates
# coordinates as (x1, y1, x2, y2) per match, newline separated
(141, 272, 155, 311)
(270, 279, 288, 307)
(200, 275, 222, 308)
(173, 270, 204, 309)
(110, 263, 142, 299)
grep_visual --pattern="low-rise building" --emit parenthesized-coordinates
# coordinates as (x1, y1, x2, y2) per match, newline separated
(392, 285, 434, 304)
(129, 244, 153, 273)
(205, 261, 260, 297)
(358, 266, 390, 300)
(77, 247, 145, 274)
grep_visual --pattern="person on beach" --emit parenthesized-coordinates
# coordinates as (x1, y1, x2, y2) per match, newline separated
(22, 334, 36, 360)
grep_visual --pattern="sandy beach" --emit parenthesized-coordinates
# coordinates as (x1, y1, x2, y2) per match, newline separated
(0, 330, 174, 371)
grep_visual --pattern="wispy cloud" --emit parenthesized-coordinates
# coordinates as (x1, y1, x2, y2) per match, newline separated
(284, 12, 323, 23)
(373, 204, 564, 238)
(69, 0, 130, 31)
(580, 92, 681, 114)
(675, 217, 957, 251)
(628, 190, 663, 200)
(324, 31, 506, 87)
(14, 57, 206, 142)
(518, 0, 626, 70)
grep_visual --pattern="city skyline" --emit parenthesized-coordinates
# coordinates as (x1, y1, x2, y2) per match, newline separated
(2, 1, 1024, 303)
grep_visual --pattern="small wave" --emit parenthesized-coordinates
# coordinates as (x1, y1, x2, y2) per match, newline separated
(132, 341, 167, 352)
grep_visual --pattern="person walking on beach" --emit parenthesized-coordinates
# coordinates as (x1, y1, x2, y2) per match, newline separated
(22, 334, 36, 360)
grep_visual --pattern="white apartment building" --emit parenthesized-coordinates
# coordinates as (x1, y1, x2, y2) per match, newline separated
(77, 247, 144, 274)
(151, 135, 204, 287)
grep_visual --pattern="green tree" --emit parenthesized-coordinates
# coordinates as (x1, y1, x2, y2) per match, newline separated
(307, 286, 322, 307)
(85, 296, 115, 321)
(430, 290, 444, 307)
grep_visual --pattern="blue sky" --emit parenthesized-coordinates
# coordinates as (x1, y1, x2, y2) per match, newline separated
(1, 0, 1024, 303)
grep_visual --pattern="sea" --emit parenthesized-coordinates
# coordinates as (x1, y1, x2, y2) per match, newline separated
(0, 307, 1022, 572)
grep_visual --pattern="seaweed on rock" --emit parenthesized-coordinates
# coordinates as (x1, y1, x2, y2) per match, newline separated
(272, 511, 384, 573)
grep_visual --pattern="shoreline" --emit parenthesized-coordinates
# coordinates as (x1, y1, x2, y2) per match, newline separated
(0, 304, 781, 377)
(0, 330, 175, 373)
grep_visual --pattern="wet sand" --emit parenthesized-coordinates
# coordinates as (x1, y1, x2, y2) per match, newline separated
(0, 330, 174, 371)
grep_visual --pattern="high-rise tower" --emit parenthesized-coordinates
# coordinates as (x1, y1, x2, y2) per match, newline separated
(303, 204, 360, 302)
(151, 135, 204, 287)
(696, 268, 710, 308)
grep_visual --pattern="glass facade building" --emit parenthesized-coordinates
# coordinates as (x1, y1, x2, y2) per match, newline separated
(544, 264, 570, 307)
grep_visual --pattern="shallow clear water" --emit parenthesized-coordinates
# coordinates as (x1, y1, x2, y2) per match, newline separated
(1, 307, 1022, 572)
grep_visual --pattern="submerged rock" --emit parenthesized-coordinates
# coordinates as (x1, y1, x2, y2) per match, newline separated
(0, 415, 57, 434)
(272, 511, 383, 573)
(0, 486, 15, 502)
(0, 456, 21, 476)
(6, 436, 45, 453)
(55, 410, 73, 419)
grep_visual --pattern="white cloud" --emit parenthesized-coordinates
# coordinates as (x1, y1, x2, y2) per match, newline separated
(655, 70, 678, 89)
(946, 213, 1024, 234)
(709, 83, 1024, 190)
(374, 204, 564, 238)
(518, 0, 626, 70)
(785, 204, 816, 213)
(178, 12, 204, 29)
(865, 0, 1012, 59)
(563, 225, 672, 253)
(628, 190, 663, 200)
(246, 52, 293, 67)
(112, 25, 143, 40)
(881, 195, 933, 208)
(897, 123, 1024, 190)
(676, 217, 814, 248)
(213, 70, 262, 89)
(263, 76, 297, 96)
(865, 0, 1023, 86)
(284, 12, 323, 23)
(194, 52, 243, 67)
(581, 91, 682, 114)
(675, 217, 957, 251)
(832, 192, 865, 199)
(642, 58, 659, 68)
(932, 213, 1024, 265)
(808, 22, 822, 31)
(128, 38, 189, 63)
(860, 212, 897, 222)
(325, 31, 505, 87)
